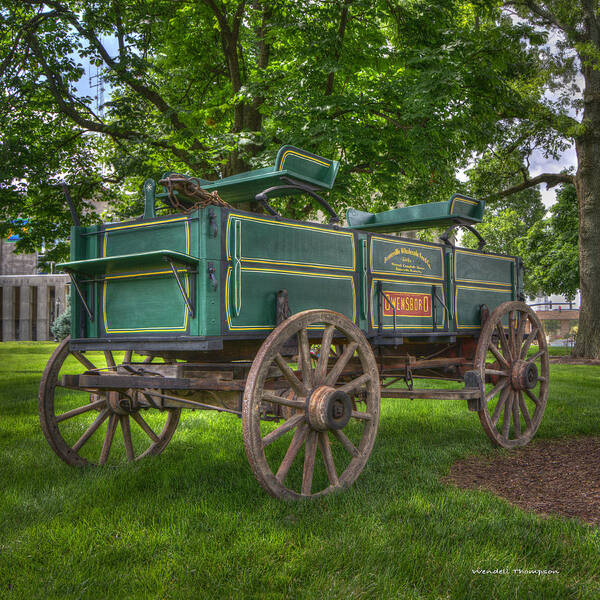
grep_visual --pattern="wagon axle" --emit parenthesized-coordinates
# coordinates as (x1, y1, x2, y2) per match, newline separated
(106, 391, 137, 415)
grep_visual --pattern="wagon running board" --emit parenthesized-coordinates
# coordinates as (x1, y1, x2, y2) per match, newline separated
(61, 374, 245, 392)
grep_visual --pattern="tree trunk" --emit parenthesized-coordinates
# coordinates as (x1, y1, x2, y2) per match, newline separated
(221, 3, 271, 178)
(325, 0, 351, 96)
(573, 65, 600, 358)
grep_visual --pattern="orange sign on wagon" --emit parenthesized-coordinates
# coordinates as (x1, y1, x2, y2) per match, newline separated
(382, 291, 432, 317)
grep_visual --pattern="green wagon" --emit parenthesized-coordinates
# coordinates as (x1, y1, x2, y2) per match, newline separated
(39, 146, 549, 499)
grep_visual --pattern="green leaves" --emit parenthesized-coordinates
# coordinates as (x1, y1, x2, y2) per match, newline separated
(463, 183, 578, 299)
(0, 0, 572, 259)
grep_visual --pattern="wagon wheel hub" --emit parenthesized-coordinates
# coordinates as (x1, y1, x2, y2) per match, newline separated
(307, 386, 352, 431)
(511, 359, 538, 391)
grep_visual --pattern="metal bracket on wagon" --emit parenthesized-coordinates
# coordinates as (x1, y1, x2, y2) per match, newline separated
(464, 370, 484, 412)
(208, 262, 218, 291)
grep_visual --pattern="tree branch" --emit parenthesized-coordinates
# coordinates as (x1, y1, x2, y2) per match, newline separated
(41, 0, 203, 141)
(113, 1, 126, 60)
(483, 172, 575, 201)
(581, 0, 600, 45)
(25, 33, 200, 168)
(0, 10, 58, 79)
(504, 0, 584, 42)
(203, 0, 232, 36)
(232, 0, 247, 41)
(325, 0, 351, 96)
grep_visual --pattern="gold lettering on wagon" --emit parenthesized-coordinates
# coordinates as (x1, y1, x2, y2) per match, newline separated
(382, 292, 432, 317)
(382, 246, 432, 275)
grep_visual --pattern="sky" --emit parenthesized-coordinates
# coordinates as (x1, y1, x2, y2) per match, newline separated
(532, 145, 577, 208)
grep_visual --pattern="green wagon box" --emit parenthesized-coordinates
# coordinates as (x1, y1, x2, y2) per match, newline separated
(39, 146, 549, 499)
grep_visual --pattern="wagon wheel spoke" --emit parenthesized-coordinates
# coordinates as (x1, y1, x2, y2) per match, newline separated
(131, 412, 160, 443)
(501, 392, 513, 440)
(72, 408, 110, 452)
(491, 385, 510, 427)
(262, 413, 305, 447)
(518, 392, 532, 430)
(515, 313, 527, 356)
(520, 327, 539, 359)
(275, 423, 309, 483)
(315, 325, 336, 384)
(120, 415, 135, 461)
(261, 392, 305, 410)
(99, 413, 119, 465)
(324, 341, 358, 387)
(298, 328, 314, 389)
(302, 431, 318, 495)
(488, 343, 510, 370)
(496, 322, 512, 361)
(484, 380, 507, 405)
(55, 398, 105, 423)
(274, 353, 309, 398)
(338, 373, 371, 395)
(331, 428, 360, 457)
(528, 349, 546, 363)
(512, 392, 521, 438)
(524, 388, 540, 406)
(484, 368, 508, 377)
(507, 310, 516, 357)
(318, 432, 339, 487)
(351, 410, 372, 421)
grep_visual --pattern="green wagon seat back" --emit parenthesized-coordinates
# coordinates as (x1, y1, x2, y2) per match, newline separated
(273, 145, 339, 189)
(346, 194, 485, 233)
(152, 146, 340, 206)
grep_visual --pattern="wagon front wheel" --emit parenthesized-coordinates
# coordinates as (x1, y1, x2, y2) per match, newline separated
(475, 301, 549, 448)
(242, 310, 380, 499)
(39, 337, 181, 466)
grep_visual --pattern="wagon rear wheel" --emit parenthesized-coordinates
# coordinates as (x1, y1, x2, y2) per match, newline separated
(39, 337, 181, 466)
(243, 310, 380, 499)
(475, 301, 549, 448)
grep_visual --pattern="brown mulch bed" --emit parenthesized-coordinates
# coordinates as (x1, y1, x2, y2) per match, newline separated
(444, 437, 600, 526)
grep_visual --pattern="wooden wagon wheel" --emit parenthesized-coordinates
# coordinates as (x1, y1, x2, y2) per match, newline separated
(39, 337, 181, 466)
(242, 309, 380, 499)
(474, 301, 549, 449)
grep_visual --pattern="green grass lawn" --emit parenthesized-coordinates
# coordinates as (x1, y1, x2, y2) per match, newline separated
(1, 341, 599, 599)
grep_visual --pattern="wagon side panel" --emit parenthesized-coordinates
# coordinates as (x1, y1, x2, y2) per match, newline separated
(453, 249, 517, 331)
(223, 212, 358, 334)
(368, 235, 448, 334)
(100, 216, 199, 337)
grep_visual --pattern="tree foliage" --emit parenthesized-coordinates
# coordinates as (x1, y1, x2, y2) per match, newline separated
(1, 0, 544, 253)
(2, 0, 597, 355)
(464, 183, 578, 299)
(519, 184, 579, 300)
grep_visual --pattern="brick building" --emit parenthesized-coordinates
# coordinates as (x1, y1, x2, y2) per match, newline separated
(0, 238, 69, 341)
